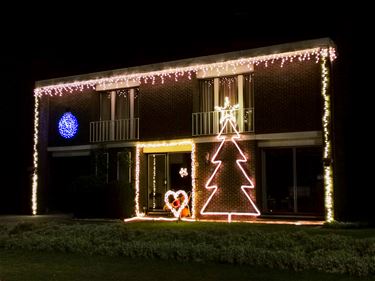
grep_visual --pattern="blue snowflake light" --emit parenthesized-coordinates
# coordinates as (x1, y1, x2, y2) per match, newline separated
(58, 112, 78, 139)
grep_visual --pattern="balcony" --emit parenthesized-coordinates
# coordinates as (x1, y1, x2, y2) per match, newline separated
(192, 108, 254, 136)
(89, 118, 139, 142)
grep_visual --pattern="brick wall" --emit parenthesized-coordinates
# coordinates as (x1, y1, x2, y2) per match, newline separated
(254, 60, 321, 133)
(47, 89, 98, 147)
(38, 96, 50, 213)
(194, 140, 257, 221)
(139, 74, 198, 140)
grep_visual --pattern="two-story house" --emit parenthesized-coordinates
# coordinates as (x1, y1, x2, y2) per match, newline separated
(32, 38, 336, 222)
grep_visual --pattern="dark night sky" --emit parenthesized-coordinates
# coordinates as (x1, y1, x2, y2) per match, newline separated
(1, 4, 362, 218)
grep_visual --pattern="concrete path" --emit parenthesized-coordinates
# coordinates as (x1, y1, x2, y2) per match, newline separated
(0, 214, 72, 223)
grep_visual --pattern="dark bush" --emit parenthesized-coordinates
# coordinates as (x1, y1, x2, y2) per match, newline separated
(72, 175, 106, 218)
(71, 176, 134, 219)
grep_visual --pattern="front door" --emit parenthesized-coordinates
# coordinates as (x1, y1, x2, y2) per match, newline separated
(148, 154, 167, 210)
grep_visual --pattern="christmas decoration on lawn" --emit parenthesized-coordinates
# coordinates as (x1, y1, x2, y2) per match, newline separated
(58, 112, 78, 139)
(164, 190, 189, 218)
(200, 97, 260, 222)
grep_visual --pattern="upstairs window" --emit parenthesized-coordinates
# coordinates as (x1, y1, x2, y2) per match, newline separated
(100, 88, 139, 121)
(219, 76, 238, 107)
(198, 74, 252, 111)
(199, 79, 214, 112)
(243, 74, 253, 109)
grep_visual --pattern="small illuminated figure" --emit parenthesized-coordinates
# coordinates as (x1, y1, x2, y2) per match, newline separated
(179, 167, 188, 178)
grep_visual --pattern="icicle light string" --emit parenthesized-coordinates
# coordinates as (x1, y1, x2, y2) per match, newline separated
(34, 47, 336, 97)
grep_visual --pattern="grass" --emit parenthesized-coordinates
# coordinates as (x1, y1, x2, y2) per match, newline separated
(1, 250, 374, 281)
(0, 219, 374, 277)
(122, 221, 375, 238)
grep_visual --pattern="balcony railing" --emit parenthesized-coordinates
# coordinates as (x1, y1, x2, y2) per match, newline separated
(192, 108, 253, 136)
(90, 118, 139, 142)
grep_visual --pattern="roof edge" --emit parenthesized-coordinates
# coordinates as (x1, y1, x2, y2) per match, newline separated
(35, 38, 335, 88)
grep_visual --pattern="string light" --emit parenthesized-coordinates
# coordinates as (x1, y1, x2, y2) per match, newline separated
(124, 216, 195, 222)
(152, 155, 156, 209)
(34, 48, 336, 97)
(132, 140, 195, 220)
(32, 96, 39, 215)
(58, 112, 79, 139)
(200, 99, 260, 222)
(32, 45, 337, 222)
(191, 143, 196, 218)
(321, 52, 334, 222)
(179, 168, 188, 178)
(135, 145, 141, 216)
(164, 190, 189, 218)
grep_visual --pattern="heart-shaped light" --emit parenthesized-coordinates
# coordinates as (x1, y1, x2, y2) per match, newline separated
(164, 190, 189, 218)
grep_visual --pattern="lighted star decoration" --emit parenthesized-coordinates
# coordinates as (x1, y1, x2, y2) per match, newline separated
(179, 167, 188, 178)
(215, 97, 240, 123)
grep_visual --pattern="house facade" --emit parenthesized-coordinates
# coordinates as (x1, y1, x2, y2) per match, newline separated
(32, 38, 336, 222)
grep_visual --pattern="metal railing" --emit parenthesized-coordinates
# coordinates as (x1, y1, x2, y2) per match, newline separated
(192, 108, 253, 136)
(90, 118, 139, 142)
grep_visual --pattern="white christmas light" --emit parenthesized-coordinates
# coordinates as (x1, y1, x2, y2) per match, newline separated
(135, 145, 142, 216)
(152, 155, 156, 209)
(133, 140, 195, 220)
(32, 46, 337, 224)
(32, 96, 39, 215)
(200, 99, 260, 222)
(34, 48, 336, 97)
(179, 168, 188, 178)
(164, 190, 189, 218)
(215, 97, 239, 123)
(321, 53, 334, 222)
(124, 216, 195, 222)
(191, 143, 196, 218)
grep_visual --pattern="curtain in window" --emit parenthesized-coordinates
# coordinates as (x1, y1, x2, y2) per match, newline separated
(100, 92, 111, 120)
(199, 79, 214, 112)
(219, 76, 238, 107)
(133, 88, 139, 118)
(116, 89, 130, 119)
(243, 74, 253, 109)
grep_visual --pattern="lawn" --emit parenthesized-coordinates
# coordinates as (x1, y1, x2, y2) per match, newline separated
(1, 250, 374, 281)
(0, 219, 374, 279)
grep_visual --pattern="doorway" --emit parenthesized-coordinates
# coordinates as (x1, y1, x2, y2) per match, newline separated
(147, 152, 192, 211)
(147, 154, 167, 210)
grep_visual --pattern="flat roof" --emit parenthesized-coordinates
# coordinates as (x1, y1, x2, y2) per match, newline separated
(35, 38, 335, 88)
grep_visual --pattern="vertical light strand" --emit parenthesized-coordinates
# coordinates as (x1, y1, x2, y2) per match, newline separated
(191, 143, 196, 218)
(32, 95, 39, 215)
(321, 49, 334, 222)
(152, 155, 156, 209)
(135, 145, 141, 216)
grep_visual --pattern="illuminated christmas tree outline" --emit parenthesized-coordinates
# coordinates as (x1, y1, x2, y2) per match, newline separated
(200, 97, 260, 222)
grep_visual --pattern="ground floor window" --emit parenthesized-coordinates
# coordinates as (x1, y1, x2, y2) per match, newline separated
(117, 151, 131, 184)
(262, 147, 324, 216)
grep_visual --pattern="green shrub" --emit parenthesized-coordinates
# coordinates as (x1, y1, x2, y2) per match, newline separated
(9, 222, 36, 235)
(1, 222, 374, 276)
